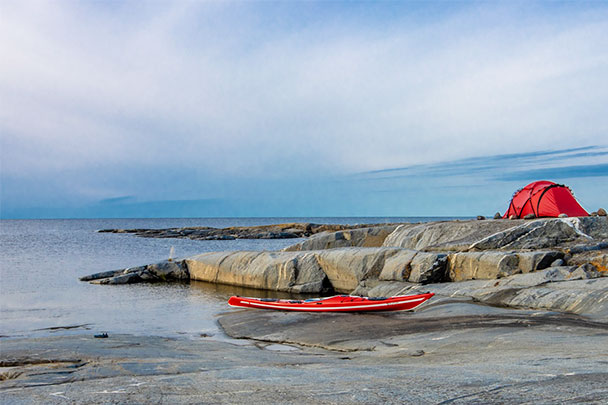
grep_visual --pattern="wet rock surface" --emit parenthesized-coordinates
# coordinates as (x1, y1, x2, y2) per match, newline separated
(3, 299, 608, 403)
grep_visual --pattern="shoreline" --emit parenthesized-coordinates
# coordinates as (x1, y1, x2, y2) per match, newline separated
(2, 298, 607, 403)
(3, 216, 608, 402)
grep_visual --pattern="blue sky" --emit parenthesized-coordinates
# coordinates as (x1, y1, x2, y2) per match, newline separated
(1, 1, 607, 219)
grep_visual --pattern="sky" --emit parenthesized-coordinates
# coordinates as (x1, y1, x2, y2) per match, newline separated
(1, 0, 607, 219)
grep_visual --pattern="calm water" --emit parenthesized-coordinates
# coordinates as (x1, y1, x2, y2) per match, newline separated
(0, 217, 455, 340)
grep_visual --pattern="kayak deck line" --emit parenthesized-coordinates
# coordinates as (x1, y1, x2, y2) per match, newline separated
(227, 293, 434, 312)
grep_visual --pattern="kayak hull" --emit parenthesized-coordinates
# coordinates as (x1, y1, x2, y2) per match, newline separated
(228, 293, 434, 312)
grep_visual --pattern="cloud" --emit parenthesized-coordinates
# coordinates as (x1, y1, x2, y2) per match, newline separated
(1, 1, 607, 217)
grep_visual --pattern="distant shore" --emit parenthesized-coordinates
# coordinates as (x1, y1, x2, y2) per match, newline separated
(97, 222, 394, 240)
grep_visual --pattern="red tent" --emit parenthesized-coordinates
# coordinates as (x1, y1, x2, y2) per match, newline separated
(503, 181, 589, 218)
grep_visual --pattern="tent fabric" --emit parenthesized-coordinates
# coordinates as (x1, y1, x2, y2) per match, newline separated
(503, 181, 589, 219)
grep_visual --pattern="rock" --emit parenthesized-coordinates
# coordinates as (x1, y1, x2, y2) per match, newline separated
(81, 260, 189, 284)
(598, 208, 607, 216)
(96, 223, 389, 241)
(448, 252, 520, 281)
(378, 249, 418, 281)
(82, 218, 608, 300)
(363, 269, 608, 317)
(446, 251, 563, 282)
(376, 250, 447, 284)
(516, 251, 564, 273)
(314, 248, 404, 292)
(468, 217, 606, 251)
(558, 213, 568, 218)
(569, 263, 602, 280)
(408, 252, 448, 284)
(523, 213, 536, 219)
(477, 215, 486, 220)
(283, 225, 399, 251)
(567, 242, 608, 254)
(591, 212, 598, 216)
(383, 220, 519, 251)
(493, 212, 502, 219)
(186, 251, 328, 293)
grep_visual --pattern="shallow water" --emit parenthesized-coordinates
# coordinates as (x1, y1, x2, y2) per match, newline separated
(0, 217, 456, 339)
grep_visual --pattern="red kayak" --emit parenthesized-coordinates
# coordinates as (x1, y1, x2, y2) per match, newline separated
(227, 292, 434, 312)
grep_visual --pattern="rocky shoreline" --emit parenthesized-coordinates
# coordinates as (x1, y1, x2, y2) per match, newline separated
(3, 216, 608, 403)
(97, 222, 389, 240)
(2, 298, 607, 403)
(83, 216, 608, 319)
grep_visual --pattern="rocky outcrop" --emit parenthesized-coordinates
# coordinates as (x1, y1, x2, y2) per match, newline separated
(82, 217, 608, 317)
(447, 251, 564, 281)
(98, 222, 390, 240)
(382, 220, 523, 251)
(186, 251, 328, 293)
(353, 266, 608, 319)
(382, 217, 608, 252)
(283, 225, 399, 251)
(80, 260, 189, 284)
(468, 217, 607, 250)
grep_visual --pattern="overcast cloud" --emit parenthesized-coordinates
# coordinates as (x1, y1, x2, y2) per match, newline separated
(1, 1, 607, 218)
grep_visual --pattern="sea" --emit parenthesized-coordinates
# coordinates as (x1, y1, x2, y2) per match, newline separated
(0, 217, 460, 340)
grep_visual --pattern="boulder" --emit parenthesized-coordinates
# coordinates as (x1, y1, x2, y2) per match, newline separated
(598, 208, 607, 216)
(283, 225, 399, 251)
(186, 251, 328, 293)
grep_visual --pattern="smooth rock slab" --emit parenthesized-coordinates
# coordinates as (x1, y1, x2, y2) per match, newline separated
(186, 251, 328, 293)
(469, 217, 608, 250)
(283, 225, 399, 251)
(358, 270, 608, 320)
(382, 220, 521, 251)
(447, 251, 564, 282)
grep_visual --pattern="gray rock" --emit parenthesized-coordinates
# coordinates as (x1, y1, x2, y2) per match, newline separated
(81, 260, 189, 284)
(284, 225, 399, 251)
(558, 213, 568, 218)
(364, 270, 608, 318)
(448, 251, 520, 281)
(524, 213, 536, 219)
(314, 247, 405, 292)
(383, 220, 519, 251)
(570, 263, 603, 280)
(516, 251, 564, 273)
(468, 217, 605, 251)
(186, 251, 328, 293)
(551, 259, 565, 267)
(378, 249, 417, 281)
(408, 252, 448, 284)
